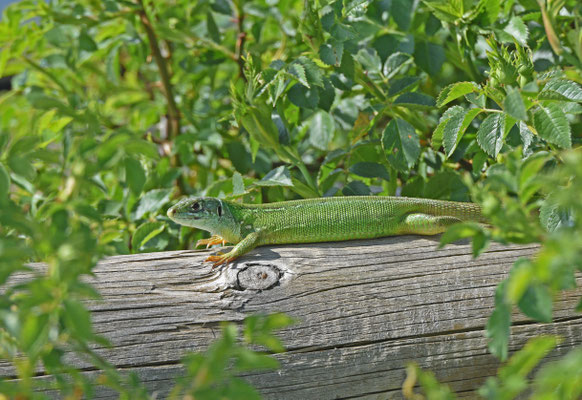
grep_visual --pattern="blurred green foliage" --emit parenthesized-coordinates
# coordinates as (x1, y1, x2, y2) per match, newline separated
(1, 0, 582, 398)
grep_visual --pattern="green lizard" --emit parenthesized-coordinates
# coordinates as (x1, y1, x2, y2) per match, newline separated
(167, 196, 486, 267)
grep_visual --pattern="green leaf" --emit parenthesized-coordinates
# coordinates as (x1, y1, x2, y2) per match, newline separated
(319, 40, 343, 66)
(422, 0, 463, 22)
(517, 285, 553, 322)
(211, 0, 232, 14)
(500, 336, 558, 381)
(125, 157, 146, 196)
(134, 189, 172, 220)
(408, 364, 457, 400)
(342, 181, 371, 196)
(349, 162, 390, 181)
(383, 52, 413, 79)
(533, 346, 582, 398)
(308, 111, 335, 151)
(78, 30, 98, 52)
(382, 119, 421, 171)
(502, 16, 528, 46)
(393, 92, 436, 109)
(414, 40, 445, 75)
(8, 155, 36, 181)
(388, 76, 420, 97)
(539, 78, 582, 102)
(433, 106, 481, 154)
(232, 172, 245, 196)
(390, 0, 414, 30)
(0, 163, 9, 205)
(295, 56, 324, 88)
(288, 63, 309, 88)
(132, 222, 165, 252)
(477, 113, 506, 157)
(62, 299, 93, 341)
(355, 48, 382, 75)
(439, 222, 490, 257)
(503, 87, 527, 121)
(206, 11, 221, 43)
(437, 82, 480, 108)
(486, 281, 511, 361)
(533, 103, 572, 148)
(443, 108, 482, 157)
(539, 196, 573, 233)
(256, 166, 293, 187)
(330, 23, 356, 41)
(288, 83, 320, 109)
(317, 77, 335, 112)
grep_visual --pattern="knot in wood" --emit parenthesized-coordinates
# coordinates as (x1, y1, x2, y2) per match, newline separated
(236, 264, 280, 291)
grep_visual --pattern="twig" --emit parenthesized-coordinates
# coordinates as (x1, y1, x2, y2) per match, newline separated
(136, 0, 181, 140)
(234, 1, 247, 82)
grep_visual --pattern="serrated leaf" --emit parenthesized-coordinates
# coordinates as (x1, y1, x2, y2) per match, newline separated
(383, 52, 412, 79)
(433, 107, 481, 155)
(442, 108, 481, 157)
(539, 79, 582, 102)
(308, 111, 335, 150)
(504, 87, 527, 121)
(477, 113, 506, 157)
(519, 122, 534, 154)
(132, 222, 165, 252)
(539, 195, 573, 232)
(296, 56, 324, 88)
(503, 16, 528, 46)
(125, 157, 146, 196)
(256, 166, 293, 187)
(382, 119, 421, 171)
(349, 162, 390, 181)
(288, 63, 309, 88)
(437, 82, 480, 107)
(533, 103, 572, 148)
(355, 48, 382, 74)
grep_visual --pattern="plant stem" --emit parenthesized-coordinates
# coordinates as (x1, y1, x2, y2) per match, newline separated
(137, 0, 180, 140)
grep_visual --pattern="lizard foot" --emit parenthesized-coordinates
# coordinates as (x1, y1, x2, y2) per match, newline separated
(205, 253, 236, 269)
(196, 235, 227, 249)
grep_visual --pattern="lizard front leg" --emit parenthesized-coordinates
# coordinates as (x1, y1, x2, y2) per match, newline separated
(196, 234, 227, 248)
(205, 231, 261, 268)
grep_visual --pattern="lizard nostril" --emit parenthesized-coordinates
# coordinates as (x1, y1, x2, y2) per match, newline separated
(167, 208, 175, 217)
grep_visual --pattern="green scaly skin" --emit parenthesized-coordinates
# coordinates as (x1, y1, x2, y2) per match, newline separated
(167, 196, 486, 267)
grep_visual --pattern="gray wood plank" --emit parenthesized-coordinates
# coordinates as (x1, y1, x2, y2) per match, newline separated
(3, 236, 581, 399)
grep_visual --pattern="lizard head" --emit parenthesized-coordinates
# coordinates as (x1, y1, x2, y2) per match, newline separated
(167, 197, 238, 238)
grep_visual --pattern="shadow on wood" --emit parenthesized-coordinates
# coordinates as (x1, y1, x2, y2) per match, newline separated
(4, 236, 582, 399)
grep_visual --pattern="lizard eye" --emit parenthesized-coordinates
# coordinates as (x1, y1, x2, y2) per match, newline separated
(217, 204, 223, 217)
(191, 202, 201, 212)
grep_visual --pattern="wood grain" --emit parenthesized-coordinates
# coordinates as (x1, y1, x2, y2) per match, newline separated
(3, 236, 582, 399)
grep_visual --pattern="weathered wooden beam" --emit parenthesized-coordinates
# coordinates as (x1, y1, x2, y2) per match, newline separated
(3, 237, 582, 399)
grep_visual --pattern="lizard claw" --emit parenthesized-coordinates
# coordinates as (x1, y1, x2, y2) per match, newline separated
(196, 235, 227, 249)
(205, 254, 235, 269)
